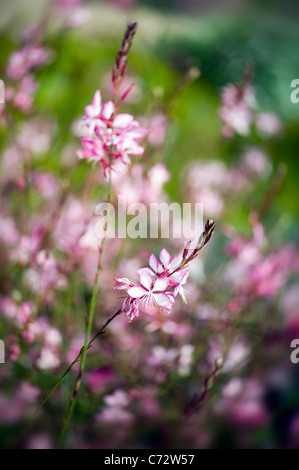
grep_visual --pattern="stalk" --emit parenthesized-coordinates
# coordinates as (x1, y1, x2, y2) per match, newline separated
(59, 174, 112, 444)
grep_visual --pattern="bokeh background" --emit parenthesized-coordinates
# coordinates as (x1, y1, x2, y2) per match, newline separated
(0, 0, 299, 449)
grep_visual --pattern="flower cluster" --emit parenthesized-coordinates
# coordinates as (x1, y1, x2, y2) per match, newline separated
(114, 220, 215, 320)
(77, 22, 147, 176)
(4, 44, 52, 114)
(77, 90, 147, 175)
(219, 76, 282, 138)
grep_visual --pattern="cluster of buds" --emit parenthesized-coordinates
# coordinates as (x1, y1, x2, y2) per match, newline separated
(112, 21, 137, 101)
(77, 22, 147, 176)
(114, 220, 215, 321)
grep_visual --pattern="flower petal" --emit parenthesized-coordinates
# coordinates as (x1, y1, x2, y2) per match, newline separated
(102, 101, 115, 120)
(153, 293, 174, 309)
(137, 268, 154, 291)
(149, 254, 161, 273)
(127, 286, 148, 299)
(169, 254, 183, 271)
(113, 113, 134, 128)
(159, 248, 171, 268)
(153, 277, 169, 292)
(85, 90, 101, 118)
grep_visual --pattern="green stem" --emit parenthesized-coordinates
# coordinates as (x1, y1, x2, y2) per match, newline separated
(59, 174, 113, 444)
(39, 308, 121, 410)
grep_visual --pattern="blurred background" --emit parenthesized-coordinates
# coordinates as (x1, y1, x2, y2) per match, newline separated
(0, 0, 299, 449)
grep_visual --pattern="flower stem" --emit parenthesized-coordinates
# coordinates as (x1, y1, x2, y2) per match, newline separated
(59, 174, 113, 444)
(39, 308, 121, 410)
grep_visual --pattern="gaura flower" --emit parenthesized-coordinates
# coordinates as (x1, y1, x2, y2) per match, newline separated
(78, 90, 147, 175)
(149, 248, 182, 276)
(127, 268, 174, 310)
(170, 270, 189, 304)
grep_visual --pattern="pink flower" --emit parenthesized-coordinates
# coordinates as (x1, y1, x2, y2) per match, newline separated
(113, 277, 134, 290)
(113, 221, 215, 320)
(255, 112, 282, 137)
(12, 75, 37, 113)
(120, 296, 139, 321)
(149, 248, 182, 276)
(78, 90, 147, 175)
(6, 45, 51, 81)
(127, 268, 174, 310)
(219, 83, 256, 138)
(171, 270, 190, 304)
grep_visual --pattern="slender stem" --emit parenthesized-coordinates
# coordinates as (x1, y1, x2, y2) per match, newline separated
(39, 308, 121, 410)
(59, 174, 113, 443)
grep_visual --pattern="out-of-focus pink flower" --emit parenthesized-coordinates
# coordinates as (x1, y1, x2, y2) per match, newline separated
(185, 160, 249, 218)
(111, 162, 170, 206)
(17, 382, 40, 403)
(96, 407, 134, 425)
(241, 147, 271, 178)
(249, 246, 297, 299)
(8, 335, 21, 362)
(11, 227, 43, 266)
(146, 113, 168, 147)
(6, 45, 51, 81)
(25, 433, 53, 450)
(96, 389, 134, 424)
(87, 367, 115, 392)
(25, 250, 67, 296)
(36, 347, 61, 370)
(0, 215, 19, 247)
(17, 118, 54, 155)
(30, 172, 60, 202)
(178, 344, 194, 376)
(255, 112, 282, 137)
(54, 197, 88, 254)
(12, 75, 37, 113)
(147, 345, 179, 367)
(219, 83, 256, 137)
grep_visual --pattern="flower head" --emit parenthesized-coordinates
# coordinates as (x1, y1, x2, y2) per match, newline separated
(78, 90, 147, 176)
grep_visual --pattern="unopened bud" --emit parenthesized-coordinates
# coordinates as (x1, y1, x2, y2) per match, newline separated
(214, 357, 223, 369)
(183, 240, 191, 259)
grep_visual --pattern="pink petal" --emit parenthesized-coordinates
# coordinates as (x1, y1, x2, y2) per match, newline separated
(153, 293, 174, 309)
(169, 255, 183, 271)
(159, 248, 171, 268)
(181, 270, 190, 284)
(113, 277, 132, 290)
(127, 286, 148, 299)
(149, 254, 160, 273)
(153, 277, 169, 292)
(137, 268, 154, 291)
(113, 113, 134, 128)
(85, 90, 101, 118)
(102, 101, 115, 120)
(127, 127, 148, 139)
